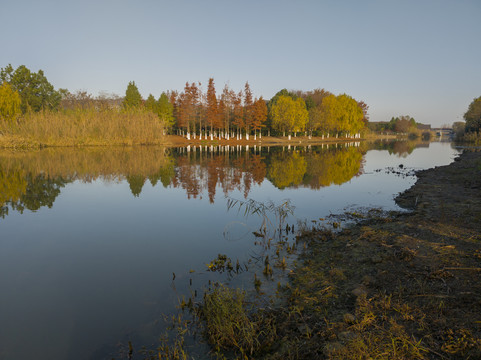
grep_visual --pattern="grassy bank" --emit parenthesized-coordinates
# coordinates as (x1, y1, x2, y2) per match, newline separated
(0, 109, 168, 148)
(160, 150, 481, 360)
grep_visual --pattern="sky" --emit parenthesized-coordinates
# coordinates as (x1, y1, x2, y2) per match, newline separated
(1, 0, 480, 127)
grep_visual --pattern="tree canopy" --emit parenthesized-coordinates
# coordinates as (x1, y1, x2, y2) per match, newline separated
(123, 81, 143, 108)
(317, 94, 364, 135)
(464, 96, 481, 133)
(270, 95, 308, 135)
(157, 93, 175, 129)
(0, 64, 60, 112)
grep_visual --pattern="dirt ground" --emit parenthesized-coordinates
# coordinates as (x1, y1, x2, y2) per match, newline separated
(266, 149, 481, 359)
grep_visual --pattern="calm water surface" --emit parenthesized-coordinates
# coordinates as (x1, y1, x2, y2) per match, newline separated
(0, 141, 459, 359)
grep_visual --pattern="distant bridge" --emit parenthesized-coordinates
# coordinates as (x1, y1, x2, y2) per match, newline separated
(432, 128, 454, 137)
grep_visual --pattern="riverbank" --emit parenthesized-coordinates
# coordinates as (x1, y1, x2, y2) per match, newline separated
(0, 131, 400, 149)
(191, 150, 481, 359)
(264, 149, 481, 359)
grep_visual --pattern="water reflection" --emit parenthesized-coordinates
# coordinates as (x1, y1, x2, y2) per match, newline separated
(0, 140, 436, 217)
(368, 139, 427, 157)
(0, 140, 458, 360)
(0, 143, 371, 215)
(0, 172, 68, 218)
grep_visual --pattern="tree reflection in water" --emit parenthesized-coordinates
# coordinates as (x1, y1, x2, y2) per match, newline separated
(0, 142, 388, 216)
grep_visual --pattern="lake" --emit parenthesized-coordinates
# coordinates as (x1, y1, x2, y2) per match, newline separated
(0, 140, 459, 359)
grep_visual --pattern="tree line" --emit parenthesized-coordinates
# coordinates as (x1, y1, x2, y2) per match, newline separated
(1, 64, 370, 142)
(127, 79, 369, 140)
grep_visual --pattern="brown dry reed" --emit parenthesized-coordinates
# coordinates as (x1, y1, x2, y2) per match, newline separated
(0, 108, 166, 148)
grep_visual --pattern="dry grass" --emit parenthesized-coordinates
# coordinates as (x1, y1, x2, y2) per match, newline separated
(0, 108, 167, 147)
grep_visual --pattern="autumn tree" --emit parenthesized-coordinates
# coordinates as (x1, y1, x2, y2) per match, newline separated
(220, 85, 233, 138)
(123, 81, 142, 108)
(336, 94, 364, 136)
(267, 89, 298, 135)
(0, 64, 61, 112)
(178, 82, 201, 138)
(252, 97, 267, 138)
(0, 82, 22, 123)
(232, 91, 244, 139)
(388, 115, 417, 134)
(270, 95, 308, 138)
(318, 94, 364, 137)
(206, 78, 221, 138)
(243, 82, 254, 139)
(357, 100, 369, 125)
(307, 106, 323, 136)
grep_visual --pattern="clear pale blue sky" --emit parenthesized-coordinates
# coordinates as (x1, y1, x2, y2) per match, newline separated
(2, 0, 480, 126)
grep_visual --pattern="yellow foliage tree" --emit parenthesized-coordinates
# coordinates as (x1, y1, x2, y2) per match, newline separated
(336, 94, 364, 135)
(270, 95, 308, 136)
(319, 94, 364, 136)
(0, 82, 21, 123)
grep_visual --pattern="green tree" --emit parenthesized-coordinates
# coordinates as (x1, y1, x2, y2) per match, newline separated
(0, 64, 61, 112)
(157, 93, 175, 131)
(464, 96, 481, 133)
(0, 82, 22, 122)
(123, 81, 142, 108)
(144, 94, 157, 112)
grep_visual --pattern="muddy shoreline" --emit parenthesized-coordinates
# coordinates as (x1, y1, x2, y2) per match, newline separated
(264, 149, 481, 359)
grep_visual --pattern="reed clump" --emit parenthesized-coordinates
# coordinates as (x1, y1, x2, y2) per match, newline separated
(199, 284, 276, 357)
(0, 107, 166, 147)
